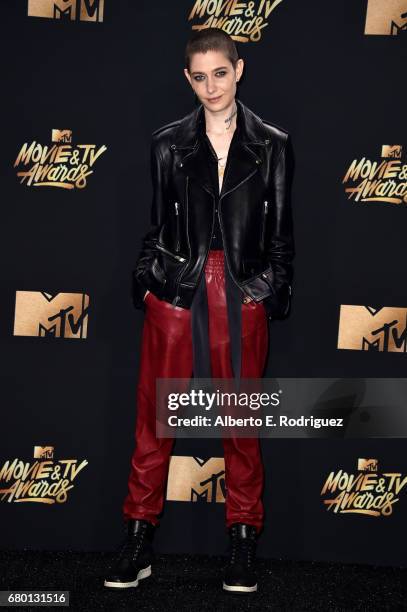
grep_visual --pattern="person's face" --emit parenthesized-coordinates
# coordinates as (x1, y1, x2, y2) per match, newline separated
(184, 50, 244, 112)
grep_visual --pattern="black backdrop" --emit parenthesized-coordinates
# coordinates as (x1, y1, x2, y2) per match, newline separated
(1, 1, 406, 567)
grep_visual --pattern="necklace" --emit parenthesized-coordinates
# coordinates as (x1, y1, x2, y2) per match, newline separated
(205, 103, 237, 179)
(218, 158, 227, 178)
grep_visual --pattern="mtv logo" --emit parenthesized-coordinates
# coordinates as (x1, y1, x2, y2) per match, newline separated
(52, 129, 72, 143)
(365, 0, 407, 35)
(337, 305, 407, 353)
(14, 291, 89, 339)
(28, 0, 104, 23)
(166, 456, 226, 503)
(358, 458, 378, 472)
(34, 446, 54, 459)
(381, 145, 402, 158)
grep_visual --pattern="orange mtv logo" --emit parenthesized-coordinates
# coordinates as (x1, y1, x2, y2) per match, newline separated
(28, 0, 104, 22)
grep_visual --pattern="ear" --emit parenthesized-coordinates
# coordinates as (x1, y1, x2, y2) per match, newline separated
(184, 68, 192, 87)
(236, 58, 244, 82)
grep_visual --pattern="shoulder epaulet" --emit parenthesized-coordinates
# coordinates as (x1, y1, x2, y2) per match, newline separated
(262, 118, 289, 137)
(152, 119, 181, 137)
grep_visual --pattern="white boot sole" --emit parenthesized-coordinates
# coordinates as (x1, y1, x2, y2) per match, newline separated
(223, 581, 257, 593)
(104, 565, 152, 588)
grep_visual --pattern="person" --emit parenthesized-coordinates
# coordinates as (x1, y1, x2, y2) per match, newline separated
(104, 28, 294, 594)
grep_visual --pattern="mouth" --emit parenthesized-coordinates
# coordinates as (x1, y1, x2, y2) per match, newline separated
(207, 95, 223, 103)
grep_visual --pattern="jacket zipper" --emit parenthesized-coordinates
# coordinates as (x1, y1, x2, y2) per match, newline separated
(284, 285, 292, 316)
(169, 145, 197, 306)
(155, 242, 186, 262)
(215, 148, 261, 286)
(174, 201, 181, 252)
(260, 200, 268, 252)
(171, 141, 218, 306)
(180, 188, 216, 306)
(171, 178, 190, 306)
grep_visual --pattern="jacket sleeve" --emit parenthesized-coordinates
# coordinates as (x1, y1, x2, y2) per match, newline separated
(262, 134, 295, 318)
(132, 137, 168, 310)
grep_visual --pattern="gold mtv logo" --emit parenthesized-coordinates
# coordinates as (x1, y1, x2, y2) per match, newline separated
(338, 305, 407, 352)
(166, 456, 226, 503)
(34, 446, 54, 459)
(52, 129, 72, 143)
(28, 0, 104, 22)
(14, 291, 89, 339)
(365, 0, 407, 35)
(358, 458, 378, 472)
(381, 145, 402, 158)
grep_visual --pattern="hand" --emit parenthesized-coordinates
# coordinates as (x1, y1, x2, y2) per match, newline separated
(242, 295, 254, 304)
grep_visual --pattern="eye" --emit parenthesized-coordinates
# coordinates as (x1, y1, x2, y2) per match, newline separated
(193, 75, 205, 82)
(215, 70, 227, 77)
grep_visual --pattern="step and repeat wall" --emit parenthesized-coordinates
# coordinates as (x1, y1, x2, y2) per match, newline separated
(1, 1, 406, 566)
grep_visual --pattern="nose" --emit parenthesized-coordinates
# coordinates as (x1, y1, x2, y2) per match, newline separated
(205, 76, 216, 94)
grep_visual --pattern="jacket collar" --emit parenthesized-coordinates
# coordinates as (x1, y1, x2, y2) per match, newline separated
(171, 98, 270, 199)
(172, 97, 270, 148)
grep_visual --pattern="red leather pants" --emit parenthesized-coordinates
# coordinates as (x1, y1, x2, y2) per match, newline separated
(122, 250, 269, 532)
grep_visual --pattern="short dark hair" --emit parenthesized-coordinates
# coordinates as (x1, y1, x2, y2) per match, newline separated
(185, 28, 239, 72)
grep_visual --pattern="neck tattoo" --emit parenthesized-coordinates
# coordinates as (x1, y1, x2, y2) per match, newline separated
(217, 103, 237, 177)
(225, 104, 237, 130)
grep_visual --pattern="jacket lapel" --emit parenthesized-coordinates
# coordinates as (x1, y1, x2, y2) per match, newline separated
(180, 133, 216, 197)
(171, 98, 270, 199)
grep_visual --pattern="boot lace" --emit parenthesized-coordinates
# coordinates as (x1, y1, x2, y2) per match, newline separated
(230, 528, 257, 568)
(117, 524, 147, 562)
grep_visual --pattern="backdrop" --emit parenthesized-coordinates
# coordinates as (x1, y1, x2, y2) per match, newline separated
(1, 0, 406, 567)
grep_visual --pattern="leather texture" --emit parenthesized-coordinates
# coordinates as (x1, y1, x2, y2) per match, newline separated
(123, 250, 268, 530)
(132, 97, 295, 320)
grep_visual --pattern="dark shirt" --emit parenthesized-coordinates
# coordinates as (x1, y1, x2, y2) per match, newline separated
(198, 116, 240, 249)
(191, 108, 244, 383)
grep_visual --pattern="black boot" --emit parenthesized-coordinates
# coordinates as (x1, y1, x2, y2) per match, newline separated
(223, 523, 258, 593)
(104, 519, 155, 589)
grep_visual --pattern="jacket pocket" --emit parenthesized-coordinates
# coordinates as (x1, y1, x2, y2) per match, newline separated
(151, 257, 167, 285)
(155, 241, 187, 263)
(263, 283, 292, 319)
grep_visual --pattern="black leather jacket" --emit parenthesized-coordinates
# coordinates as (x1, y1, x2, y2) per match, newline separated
(132, 97, 295, 320)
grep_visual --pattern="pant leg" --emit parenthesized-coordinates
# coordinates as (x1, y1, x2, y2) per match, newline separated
(122, 291, 193, 524)
(205, 250, 268, 534)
